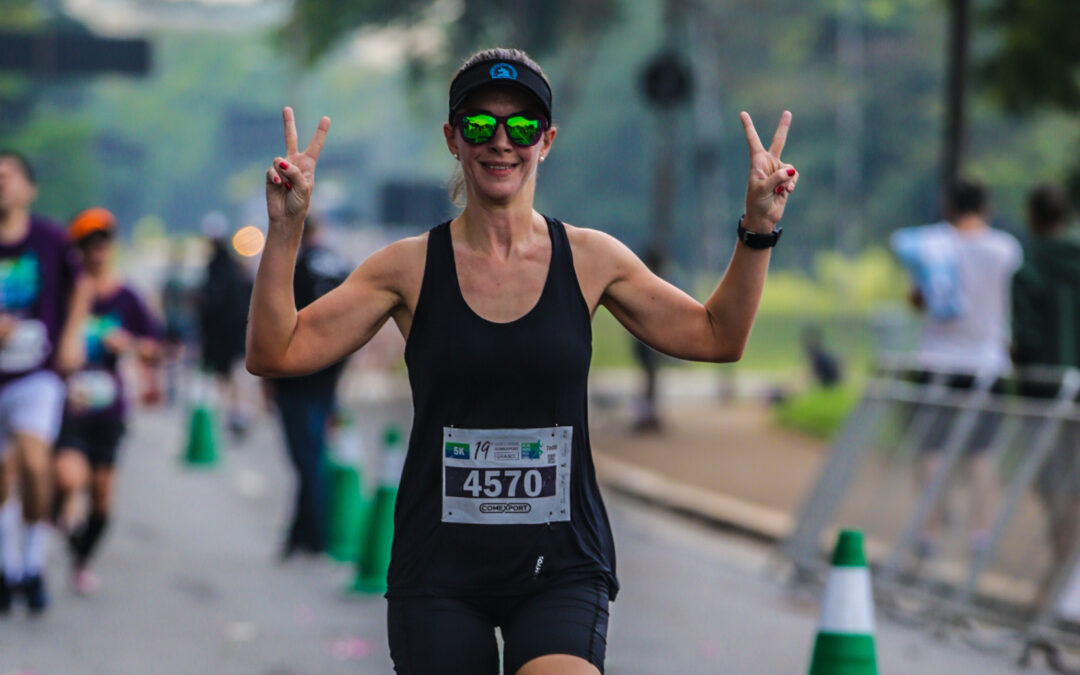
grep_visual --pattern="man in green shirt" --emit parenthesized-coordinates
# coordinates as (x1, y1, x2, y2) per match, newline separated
(1012, 184, 1080, 565)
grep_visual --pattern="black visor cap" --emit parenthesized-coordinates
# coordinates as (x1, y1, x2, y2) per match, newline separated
(449, 59, 552, 123)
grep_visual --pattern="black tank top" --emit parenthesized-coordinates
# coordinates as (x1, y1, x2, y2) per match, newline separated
(388, 216, 618, 600)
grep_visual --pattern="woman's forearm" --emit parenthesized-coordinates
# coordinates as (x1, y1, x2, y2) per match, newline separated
(703, 217, 773, 360)
(246, 217, 303, 374)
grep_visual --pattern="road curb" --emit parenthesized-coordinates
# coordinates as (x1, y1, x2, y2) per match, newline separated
(593, 452, 793, 544)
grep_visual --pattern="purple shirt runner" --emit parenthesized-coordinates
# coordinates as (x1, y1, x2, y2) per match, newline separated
(0, 215, 81, 386)
(65, 284, 161, 423)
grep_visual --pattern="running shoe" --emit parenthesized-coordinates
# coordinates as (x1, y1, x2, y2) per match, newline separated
(22, 575, 47, 614)
(0, 573, 12, 615)
(72, 568, 100, 596)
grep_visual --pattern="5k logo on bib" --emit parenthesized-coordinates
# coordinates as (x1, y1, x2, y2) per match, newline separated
(445, 442, 470, 459)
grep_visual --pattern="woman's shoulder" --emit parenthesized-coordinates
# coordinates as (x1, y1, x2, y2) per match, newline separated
(382, 231, 430, 259)
(562, 222, 636, 264)
(562, 222, 621, 251)
(355, 231, 430, 290)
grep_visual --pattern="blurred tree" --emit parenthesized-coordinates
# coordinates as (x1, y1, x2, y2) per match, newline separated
(284, 0, 620, 118)
(0, 10, 97, 222)
(0, 0, 42, 28)
(983, 0, 1080, 114)
(942, 0, 969, 191)
(286, 0, 620, 66)
(982, 0, 1080, 199)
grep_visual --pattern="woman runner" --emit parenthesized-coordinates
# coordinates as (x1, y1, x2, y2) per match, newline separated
(247, 48, 798, 674)
(53, 208, 162, 595)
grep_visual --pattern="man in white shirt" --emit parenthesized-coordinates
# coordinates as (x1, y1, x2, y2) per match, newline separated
(916, 183, 1023, 375)
(905, 180, 1022, 555)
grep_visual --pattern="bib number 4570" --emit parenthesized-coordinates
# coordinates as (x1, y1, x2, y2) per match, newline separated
(463, 469, 540, 498)
(445, 466, 557, 499)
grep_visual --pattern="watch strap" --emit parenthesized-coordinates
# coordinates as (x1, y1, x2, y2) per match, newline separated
(737, 216, 782, 249)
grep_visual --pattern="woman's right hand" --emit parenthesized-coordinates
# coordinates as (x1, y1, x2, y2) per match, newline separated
(265, 106, 331, 227)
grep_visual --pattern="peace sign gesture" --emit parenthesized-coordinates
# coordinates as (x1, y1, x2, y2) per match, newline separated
(740, 110, 798, 231)
(266, 106, 331, 225)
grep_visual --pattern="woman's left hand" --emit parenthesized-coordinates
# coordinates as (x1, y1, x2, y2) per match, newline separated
(740, 110, 798, 231)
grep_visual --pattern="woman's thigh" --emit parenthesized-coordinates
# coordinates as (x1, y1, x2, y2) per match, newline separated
(387, 595, 499, 675)
(501, 578, 609, 675)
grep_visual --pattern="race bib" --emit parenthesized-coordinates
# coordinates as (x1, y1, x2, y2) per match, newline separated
(67, 370, 119, 412)
(442, 426, 572, 525)
(0, 319, 50, 373)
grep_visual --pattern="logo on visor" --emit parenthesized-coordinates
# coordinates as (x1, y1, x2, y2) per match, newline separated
(490, 63, 518, 80)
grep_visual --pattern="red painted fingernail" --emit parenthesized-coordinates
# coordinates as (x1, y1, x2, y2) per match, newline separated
(775, 185, 785, 194)
(273, 176, 280, 184)
(787, 168, 796, 176)
(285, 181, 292, 190)
(279, 161, 289, 170)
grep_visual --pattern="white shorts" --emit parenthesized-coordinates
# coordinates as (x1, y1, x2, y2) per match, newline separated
(0, 370, 65, 453)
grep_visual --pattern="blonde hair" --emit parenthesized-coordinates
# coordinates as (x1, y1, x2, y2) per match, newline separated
(447, 48, 551, 208)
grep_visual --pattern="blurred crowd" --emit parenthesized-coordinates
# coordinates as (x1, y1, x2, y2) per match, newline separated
(888, 179, 1080, 606)
(0, 148, 362, 618)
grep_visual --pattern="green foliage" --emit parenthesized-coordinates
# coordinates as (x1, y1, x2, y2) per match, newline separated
(982, 0, 1080, 114)
(980, 0, 1080, 201)
(286, 0, 621, 66)
(1, 0, 45, 28)
(286, 0, 429, 65)
(3, 0, 1079, 263)
(590, 305, 634, 369)
(589, 247, 913, 374)
(774, 384, 861, 438)
(1, 109, 95, 221)
(758, 247, 908, 315)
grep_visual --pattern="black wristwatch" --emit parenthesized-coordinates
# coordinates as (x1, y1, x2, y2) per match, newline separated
(737, 215, 782, 249)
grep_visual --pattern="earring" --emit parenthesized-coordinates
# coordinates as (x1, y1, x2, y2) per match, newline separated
(539, 156, 546, 163)
(454, 154, 459, 160)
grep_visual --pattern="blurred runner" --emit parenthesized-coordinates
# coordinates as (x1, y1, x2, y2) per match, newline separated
(268, 215, 351, 560)
(247, 47, 797, 673)
(1011, 185, 1080, 566)
(160, 240, 196, 405)
(0, 150, 91, 616)
(53, 208, 162, 596)
(197, 212, 253, 438)
(801, 324, 841, 388)
(893, 180, 1022, 556)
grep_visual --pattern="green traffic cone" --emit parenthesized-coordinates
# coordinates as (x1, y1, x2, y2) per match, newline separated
(808, 530, 877, 675)
(325, 456, 372, 563)
(184, 404, 219, 467)
(352, 425, 404, 594)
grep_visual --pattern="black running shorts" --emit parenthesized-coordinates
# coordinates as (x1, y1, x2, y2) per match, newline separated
(56, 417, 126, 468)
(387, 577, 609, 674)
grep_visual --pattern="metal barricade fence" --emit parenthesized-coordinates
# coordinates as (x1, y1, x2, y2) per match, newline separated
(779, 356, 1080, 668)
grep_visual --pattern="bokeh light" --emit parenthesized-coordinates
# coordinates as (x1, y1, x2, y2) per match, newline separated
(232, 225, 265, 257)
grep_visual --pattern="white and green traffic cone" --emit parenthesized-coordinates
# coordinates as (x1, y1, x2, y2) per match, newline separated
(352, 425, 404, 594)
(183, 371, 219, 467)
(808, 529, 877, 675)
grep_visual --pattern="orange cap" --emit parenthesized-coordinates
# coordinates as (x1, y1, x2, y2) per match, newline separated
(69, 207, 116, 242)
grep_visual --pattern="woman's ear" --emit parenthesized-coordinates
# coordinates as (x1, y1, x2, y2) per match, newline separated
(443, 122, 458, 159)
(541, 125, 557, 156)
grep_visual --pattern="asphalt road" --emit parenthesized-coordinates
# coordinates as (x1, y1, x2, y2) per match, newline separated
(0, 403, 1050, 674)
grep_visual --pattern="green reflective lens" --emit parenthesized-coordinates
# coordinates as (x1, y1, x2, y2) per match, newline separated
(505, 116, 541, 146)
(458, 113, 545, 147)
(461, 114, 496, 144)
